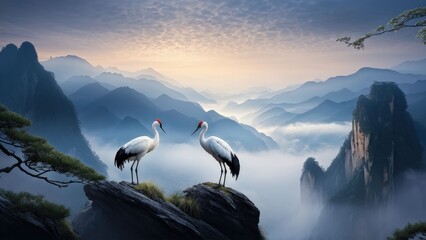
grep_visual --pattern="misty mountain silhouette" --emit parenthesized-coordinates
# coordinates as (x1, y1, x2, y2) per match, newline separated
(286, 99, 356, 124)
(69, 82, 110, 109)
(393, 58, 426, 75)
(94, 72, 188, 101)
(61, 75, 97, 95)
(233, 67, 426, 113)
(254, 107, 296, 126)
(0, 42, 106, 174)
(42, 55, 215, 103)
(152, 94, 206, 119)
(77, 86, 276, 150)
(41, 55, 103, 83)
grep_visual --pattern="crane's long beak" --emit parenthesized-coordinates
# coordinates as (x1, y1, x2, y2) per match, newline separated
(191, 126, 200, 136)
(160, 125, 166, 134)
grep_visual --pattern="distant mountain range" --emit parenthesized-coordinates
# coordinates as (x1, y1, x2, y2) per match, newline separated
(236, 63, 426, 130)
(75, 85, 277, 150)
(41, 55, 214, 104)
(230, 67, 426, 114)
(392, 58, 426, 75)
(41, 54, 277, 150)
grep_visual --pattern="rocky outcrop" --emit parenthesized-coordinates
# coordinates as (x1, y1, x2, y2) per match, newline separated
(300, 157, 325, 204)
(73, 181, 262, 240)
(303, 82, 423, 206)
(305, 82, 424, 239)
(0, 195, 76, 240)
(350, 82, 422, 204)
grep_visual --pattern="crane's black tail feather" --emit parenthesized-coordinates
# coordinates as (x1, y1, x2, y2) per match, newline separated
(114, 147, 134, 170)
(226, 153, 240, 180)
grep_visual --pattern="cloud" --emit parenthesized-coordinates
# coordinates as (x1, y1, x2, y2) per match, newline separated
(1, 0, 423, 56)
(261, 122, 352, 153)
(85, 132, 341, 240)
(273, 122, 352, 136)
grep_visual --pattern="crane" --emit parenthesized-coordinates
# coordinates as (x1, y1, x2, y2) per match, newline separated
(114, 119, 165, 184)
(192, 121, 240, 187)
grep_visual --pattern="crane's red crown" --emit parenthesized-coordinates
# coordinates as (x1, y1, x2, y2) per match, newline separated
(198, 121, 204, 127)
(156, 118, 162, 123)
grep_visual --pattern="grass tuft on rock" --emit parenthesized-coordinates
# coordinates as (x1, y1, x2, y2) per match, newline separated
(132, 182, 201, 218)
(134, 182, 166, 201)
(203, 182, 230, 194)
(167, 192, 201, 218)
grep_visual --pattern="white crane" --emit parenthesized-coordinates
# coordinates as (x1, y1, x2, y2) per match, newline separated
(192, 121, 240, 187)
(114, 119, 165, 184)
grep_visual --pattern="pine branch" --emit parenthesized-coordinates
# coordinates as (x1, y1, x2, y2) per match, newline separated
(337, 7, 426, 49)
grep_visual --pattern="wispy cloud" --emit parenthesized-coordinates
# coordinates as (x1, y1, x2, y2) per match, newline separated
(1, 0, 423, 55)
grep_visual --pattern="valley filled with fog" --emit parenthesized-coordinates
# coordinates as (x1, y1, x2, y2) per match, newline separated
(86, 122, 348, 239)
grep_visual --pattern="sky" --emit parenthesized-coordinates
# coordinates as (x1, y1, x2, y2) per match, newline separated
(1, 0, 425, 92)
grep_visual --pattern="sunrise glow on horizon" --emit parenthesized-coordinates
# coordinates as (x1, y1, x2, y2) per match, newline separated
(1, 0, 425, 92)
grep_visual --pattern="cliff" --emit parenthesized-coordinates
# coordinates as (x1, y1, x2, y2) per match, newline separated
(302, 82, 424, 239)
(300, 82, 423, 205)
(73, 181, 263, 240)
(300, 157, 325, 204)
(0, 42, 106, 174)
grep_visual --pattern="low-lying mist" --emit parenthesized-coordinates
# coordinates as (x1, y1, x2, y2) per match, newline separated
(86, 129, 342, 240)
(262, 122, 352, 153)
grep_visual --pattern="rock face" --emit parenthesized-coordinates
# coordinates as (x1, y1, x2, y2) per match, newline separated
(0, 42, 106, 174)
(0, 195, 74, 240)
(73, 181, 262, 240)
(300, 157, 324, 204)
(302, 82, 424, 239)
(300, 82, 423, 205)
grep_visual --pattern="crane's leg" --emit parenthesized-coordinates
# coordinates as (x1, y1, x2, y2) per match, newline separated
(218, 162, 223, 186)
(222, 162, 227, 187)
(130, 160, 136, 184)
(135, 159, 141, 185)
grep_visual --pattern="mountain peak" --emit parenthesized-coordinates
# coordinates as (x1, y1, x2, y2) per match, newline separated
(354, 67, 396, 75)
(59, 54, 90, 64)
(1, 43, 18, 54)
(0, 44, 18, 65)
(18, 41, 38, 63)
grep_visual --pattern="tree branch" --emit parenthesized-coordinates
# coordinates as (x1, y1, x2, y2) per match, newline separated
(16, 164, 83, 188)
(337, 7, 426, 49)
(1, 142, 85, 188)
(0, 142, 23, 173)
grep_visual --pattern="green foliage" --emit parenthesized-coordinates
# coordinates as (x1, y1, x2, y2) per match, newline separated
(337, 7, 426, 49)
(167, 192, 201, 218)
(388, 221, 426, 240)
(0, 105, 31, 129)
(0, 105, 104, 186)
(0, 188, 69, 219)
(134, 182, 166, 201)
(0, 189, 77, 239)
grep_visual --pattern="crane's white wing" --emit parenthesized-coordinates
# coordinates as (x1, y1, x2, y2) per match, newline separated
(209, 137, 233, 163)
(123, 136, 152, 155)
